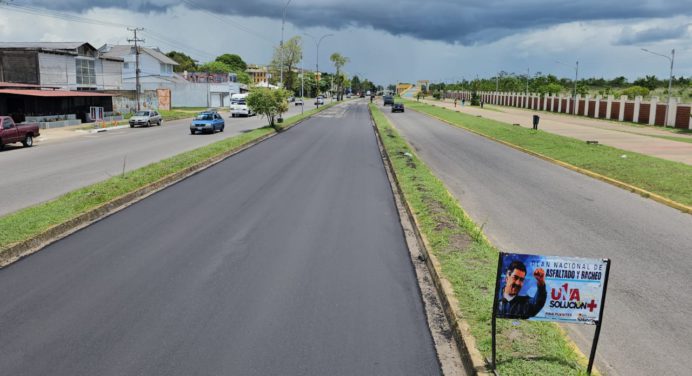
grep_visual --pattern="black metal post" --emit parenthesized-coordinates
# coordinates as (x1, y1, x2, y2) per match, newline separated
(491, 252, 504, 370)
(587, 259, 611, 375)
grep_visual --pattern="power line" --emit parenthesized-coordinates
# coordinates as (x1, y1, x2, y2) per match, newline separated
(180, 0, 274, 44)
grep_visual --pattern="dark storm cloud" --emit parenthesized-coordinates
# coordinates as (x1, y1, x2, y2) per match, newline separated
(614, 24, 690, 45)
(21, 0, 692, 44)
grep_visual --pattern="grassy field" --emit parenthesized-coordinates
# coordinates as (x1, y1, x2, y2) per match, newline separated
(404, 100, 692, 207)
(370, 104, 588, 375)
(0, 102, 335, 251)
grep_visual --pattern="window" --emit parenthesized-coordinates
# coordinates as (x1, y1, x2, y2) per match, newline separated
(76, 58, 96, 85)
(160, 63, 172, 75)
(124, 62, 130, 69)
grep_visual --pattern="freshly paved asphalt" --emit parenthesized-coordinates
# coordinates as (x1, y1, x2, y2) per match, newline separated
(0, 102, 317, 216)
(0, 100, 441, 375)
(382, 105, 692, 376)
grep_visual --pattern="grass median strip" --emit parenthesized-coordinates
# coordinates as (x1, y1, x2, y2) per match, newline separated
(0, 103, 334, 252)
(370, 104, 588, 375)
(405, 100, 692, 207)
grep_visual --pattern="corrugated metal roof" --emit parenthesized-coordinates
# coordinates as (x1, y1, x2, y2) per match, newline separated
(100, 44, 178, 66)
(0, 89, 113, 97)
(0, 42, 89, 50)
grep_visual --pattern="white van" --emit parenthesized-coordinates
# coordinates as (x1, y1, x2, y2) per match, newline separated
(230, 93, 254, 117)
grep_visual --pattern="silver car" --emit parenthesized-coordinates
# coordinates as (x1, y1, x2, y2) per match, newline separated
(129, 110, 162, 128)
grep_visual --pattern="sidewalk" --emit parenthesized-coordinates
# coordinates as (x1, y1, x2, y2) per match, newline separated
(419, 98, 692, 165)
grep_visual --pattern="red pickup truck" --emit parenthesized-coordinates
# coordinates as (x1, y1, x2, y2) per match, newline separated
(0, 116, 40, 149)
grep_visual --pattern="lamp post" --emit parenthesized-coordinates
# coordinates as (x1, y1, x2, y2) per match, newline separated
(556, 60, 579, 114)
(279, 0, 292, 89)
(641, 48, 675, 127)
(304, 32, 333, 108)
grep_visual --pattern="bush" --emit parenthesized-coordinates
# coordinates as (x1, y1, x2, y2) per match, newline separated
(246, 88, 290, 129)
(621, 85, 650, 99)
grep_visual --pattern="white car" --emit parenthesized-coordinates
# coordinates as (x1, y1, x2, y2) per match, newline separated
(314, 96, 325, 105)
(295, 98, 304, 106)
(230, 98, 253, 117)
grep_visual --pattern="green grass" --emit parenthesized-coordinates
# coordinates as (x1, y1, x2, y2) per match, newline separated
(403, 100, 692, 206)
(0, 103, 335, 251)
(370, 104, 588, 375)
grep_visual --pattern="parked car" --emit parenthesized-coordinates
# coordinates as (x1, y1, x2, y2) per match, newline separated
(230, 93, 254, 117)
(129, 110, 162, 127)
(383, 95, 394, 106)
(315, 96, 325, 105)
(295, 98, 304, 106)
(391, 103, 405, 113)
(190, 112, 225, 134)
(0, 116, 40, 149)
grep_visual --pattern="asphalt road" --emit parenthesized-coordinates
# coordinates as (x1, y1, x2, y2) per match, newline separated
(0, 100, 441, 375)
(382, 105, 692, 376)
(0, 101, 317, 216)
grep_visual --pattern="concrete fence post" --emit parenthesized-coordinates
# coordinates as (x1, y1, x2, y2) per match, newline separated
(619, 95, 626, 121)
(558, 94, 563, 113)
(649, 96, 658, 126)
(606, 95, 613, 119)
(575, 94, 582, 115)
(667, 97, 678, 127)
(584, 95, 590, 116)
(633, 96, 641, 123)
(594, 95, 601, 118)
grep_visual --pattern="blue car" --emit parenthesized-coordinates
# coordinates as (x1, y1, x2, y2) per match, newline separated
(190, 112, 225, 134)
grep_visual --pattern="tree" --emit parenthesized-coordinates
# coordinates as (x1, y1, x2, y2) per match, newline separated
(329, 52, 349, 100)
(166, 51, 197, 72)
(215, 54, 247, 72)
(269, 36, 303, 92)
(198, 61, 233, 73)
(621, 86, 650, 99)
(246, 88, 290, 130)
(351, 75, 362, 94)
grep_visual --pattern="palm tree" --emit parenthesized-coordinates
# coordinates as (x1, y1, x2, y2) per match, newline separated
(330, 53, 349, 100)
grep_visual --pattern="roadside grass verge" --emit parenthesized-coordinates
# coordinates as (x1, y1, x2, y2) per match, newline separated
(0, 103, 334, 251)
(370, 104, 588, 375)
(404, 100, 692, 207)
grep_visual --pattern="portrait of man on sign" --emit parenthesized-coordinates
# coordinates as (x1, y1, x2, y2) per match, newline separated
(497, 260, 546, 319)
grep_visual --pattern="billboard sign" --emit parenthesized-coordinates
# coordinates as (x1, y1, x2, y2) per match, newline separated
(494, 253, 609, 324)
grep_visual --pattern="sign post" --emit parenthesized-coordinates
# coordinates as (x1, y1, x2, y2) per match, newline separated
(491, 252, 611, 375)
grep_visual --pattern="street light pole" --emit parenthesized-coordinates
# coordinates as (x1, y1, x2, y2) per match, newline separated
(279, 0, 292, 89)
(641, 48, 675, 127)
(556, 60, 579, 115)
(304, 32, 333, 108)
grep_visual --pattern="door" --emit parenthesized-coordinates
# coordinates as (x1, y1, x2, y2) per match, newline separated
(2, 118, 19, 143)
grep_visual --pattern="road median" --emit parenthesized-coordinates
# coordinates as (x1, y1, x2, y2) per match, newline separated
(0, 102, 335, 267)
(369, 103, 592, 375)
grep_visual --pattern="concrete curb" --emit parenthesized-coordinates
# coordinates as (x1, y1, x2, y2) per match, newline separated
(412, 105, 692, 215)
(0, 106, 331, 268)
(369, 105, 492, 376)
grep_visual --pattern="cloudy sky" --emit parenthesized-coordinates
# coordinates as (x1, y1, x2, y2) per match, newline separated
(1, 0, 691, 86)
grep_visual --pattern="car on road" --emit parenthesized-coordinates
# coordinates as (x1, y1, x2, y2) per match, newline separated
(0, 116, 40, 149)
(230, 93, 254, 117)
(314, 96, 325, 105)
(391, 103, 405, 113)
(295, 98, 304, 106)
(129, 110, 162, 127)
(383, 95, 394, 106)
(190, 112, 225, 134)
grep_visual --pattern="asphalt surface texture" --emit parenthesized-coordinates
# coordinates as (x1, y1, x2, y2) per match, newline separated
(0, 102, 317, 216)
(0, 100, 441, 376)
(381, 104, 692, 376)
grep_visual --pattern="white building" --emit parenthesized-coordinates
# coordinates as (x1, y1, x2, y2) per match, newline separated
(0, 42, 123, 91)
(98, 44, 181, 90)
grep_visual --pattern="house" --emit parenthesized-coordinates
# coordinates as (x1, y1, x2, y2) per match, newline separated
(246, 65, 269, 84)
(0, 42, 123, 90)
(100, 44, 243, 108)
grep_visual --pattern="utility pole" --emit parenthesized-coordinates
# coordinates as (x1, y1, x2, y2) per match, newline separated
(304, 33, 333, 108)
(526, 68, 530, 95)
(279, 0, 292, 88)
(574, 61, 579, 115)
(641, 48, 675, 127)
(128, 28, 145, 111)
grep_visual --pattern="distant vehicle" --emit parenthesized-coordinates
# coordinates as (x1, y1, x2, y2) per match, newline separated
(346, 93, 352, 98)
(366, 90, 371, 96)
(315, 96, 325, 105)
(230, 93, 254, 117)
(359, 93, 365, 98)
(391, 103, 405, 113)
(383, 95, 394, 106)
(190, 112, 225, 134)
(288, 96, 295, 102)
(129, 110, 162, 128)
(0, 116, 40, 149)
(295, 98, 304, 106)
